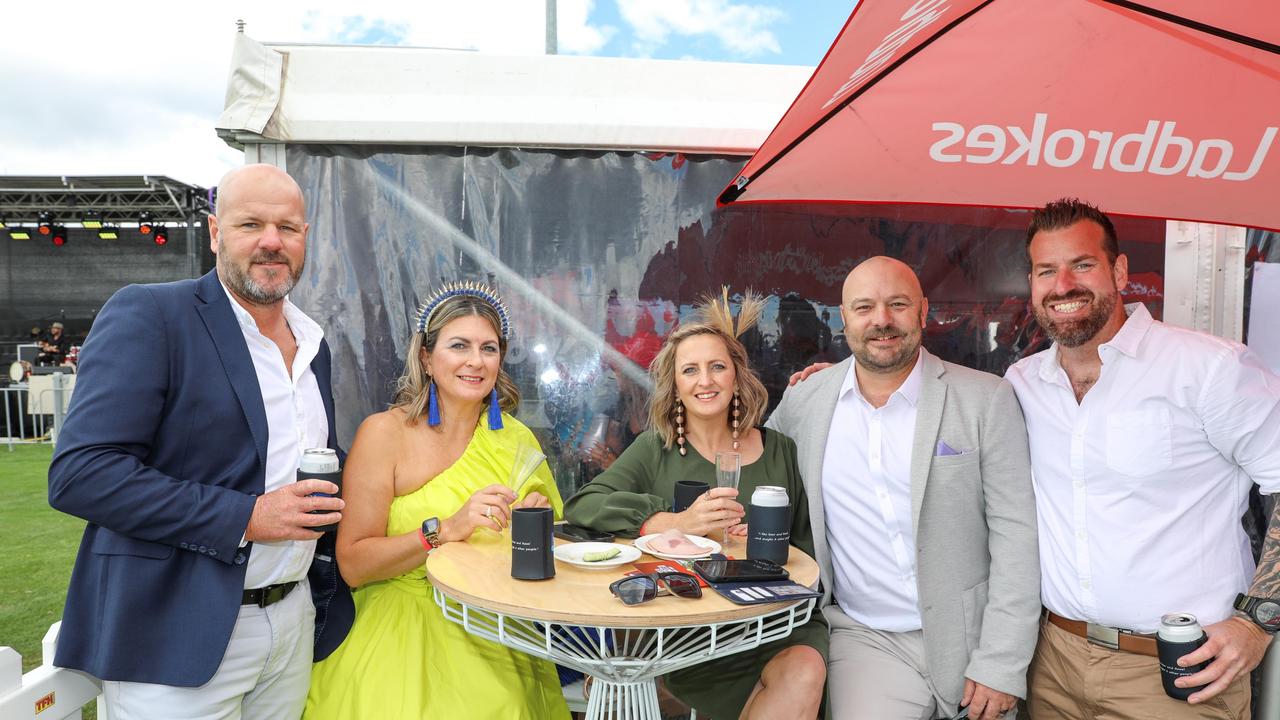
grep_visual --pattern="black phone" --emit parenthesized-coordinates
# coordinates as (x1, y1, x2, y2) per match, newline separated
(553, 523, 615, 543)
(692, 558, 789, 583)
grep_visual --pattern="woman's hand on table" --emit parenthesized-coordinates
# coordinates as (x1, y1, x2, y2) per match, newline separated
(440, 484, 518, 542)
(678, 487, 744, 536)
(515, 491, 551, 509)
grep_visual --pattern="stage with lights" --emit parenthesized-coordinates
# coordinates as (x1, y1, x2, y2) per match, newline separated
(0, 175, 213, 362)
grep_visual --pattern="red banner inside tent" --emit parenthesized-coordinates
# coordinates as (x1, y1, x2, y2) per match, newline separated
(720, 0, 1280, 231)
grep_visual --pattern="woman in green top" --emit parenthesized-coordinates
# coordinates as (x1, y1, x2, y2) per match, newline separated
(564, 290, 827, 720)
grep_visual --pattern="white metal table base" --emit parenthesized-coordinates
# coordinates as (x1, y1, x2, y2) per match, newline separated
(433, 586, 815, 720)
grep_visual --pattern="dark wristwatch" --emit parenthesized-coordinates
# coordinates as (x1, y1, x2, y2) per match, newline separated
(1233, 593, 1280, 633)
(419, 517, 442, 551)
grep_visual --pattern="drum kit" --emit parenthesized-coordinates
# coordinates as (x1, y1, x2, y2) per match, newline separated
(8, 360, 32, 383)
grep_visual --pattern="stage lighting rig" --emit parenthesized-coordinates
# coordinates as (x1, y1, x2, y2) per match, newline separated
(51, 225, 68, 246)
(38, 211, 54, 235)
(9, 227, 31, 240)
(153, 224, 169, 245)
(138, 211, 154, 235)
(98, 224, 120, 240)
(81, 211, 104, 229)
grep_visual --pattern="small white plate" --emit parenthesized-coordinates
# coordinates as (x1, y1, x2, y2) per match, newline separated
(553, 542, 641, 570)
(633, 533, 722, 560)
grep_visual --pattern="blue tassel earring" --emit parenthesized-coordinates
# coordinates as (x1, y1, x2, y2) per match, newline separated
(487, 388, 504, 430)
(427, 380, 441, 426)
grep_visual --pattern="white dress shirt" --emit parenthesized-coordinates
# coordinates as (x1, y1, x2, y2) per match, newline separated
(221, 283, 330, 590)
(824, 349, 926, 632)
(1006, 304, 1280, 633)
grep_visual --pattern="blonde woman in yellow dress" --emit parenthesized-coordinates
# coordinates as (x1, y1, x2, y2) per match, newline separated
(305, 284, 570, 719)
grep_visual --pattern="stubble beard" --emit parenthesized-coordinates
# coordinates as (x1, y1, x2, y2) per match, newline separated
(851, 323, 921, 374)
(219, 252, 302, 305)
(1033, 289, 1117, 348)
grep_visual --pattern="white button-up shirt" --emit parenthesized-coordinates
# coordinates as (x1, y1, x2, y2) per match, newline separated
(1006, 304, 1280, 633)
(824, 349, 925, 631)
(221, 283, 329, 590)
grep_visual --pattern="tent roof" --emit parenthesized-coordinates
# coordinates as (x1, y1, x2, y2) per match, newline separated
(217, 35, 813, 155)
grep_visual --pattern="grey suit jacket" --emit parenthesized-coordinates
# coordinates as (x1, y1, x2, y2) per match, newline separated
(766, 349, 1040, 702)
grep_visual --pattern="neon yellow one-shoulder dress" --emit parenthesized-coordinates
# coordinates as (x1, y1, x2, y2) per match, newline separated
(304, 415, 570, 720)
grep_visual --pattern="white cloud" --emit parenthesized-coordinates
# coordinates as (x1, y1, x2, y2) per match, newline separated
(558, 0, 618, 55)
(616, 0, 786, 57)
(0, 0, 615, 187)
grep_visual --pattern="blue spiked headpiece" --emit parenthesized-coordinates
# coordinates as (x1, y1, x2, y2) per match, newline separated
(415, 281, 511, 339)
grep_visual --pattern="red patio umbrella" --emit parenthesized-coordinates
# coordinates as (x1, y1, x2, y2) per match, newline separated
(718, 0, 1280, 231)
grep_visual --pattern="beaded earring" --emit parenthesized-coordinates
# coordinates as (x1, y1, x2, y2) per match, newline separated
(676, 399, 687, 456)
(487, 388, 504, 430)
(427, 379, 441, 427)
(732, 388, 741, 450)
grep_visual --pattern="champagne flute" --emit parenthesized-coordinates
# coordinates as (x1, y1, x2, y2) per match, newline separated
(507, 442, 547, 498)
(714, 451, 741, 544)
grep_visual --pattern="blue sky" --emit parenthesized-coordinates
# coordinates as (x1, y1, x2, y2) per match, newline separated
(306, 2, 854, 66)
(0, 1, 858, 186)
(578, 2, 850, 64)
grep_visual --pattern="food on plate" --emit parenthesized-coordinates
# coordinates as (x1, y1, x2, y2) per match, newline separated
(582, 547, 622, 563)
(650, 528, 705, 555)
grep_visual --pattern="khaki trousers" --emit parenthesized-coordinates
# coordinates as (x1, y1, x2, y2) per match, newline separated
(1027, 616, 1249, 720)
(824, 605, 972, 720)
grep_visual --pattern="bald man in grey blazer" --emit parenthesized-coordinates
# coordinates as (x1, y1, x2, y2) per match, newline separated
(768, 257, 1040, 720)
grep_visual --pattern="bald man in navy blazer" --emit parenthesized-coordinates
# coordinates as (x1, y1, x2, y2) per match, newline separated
(49, 164, 352, 719)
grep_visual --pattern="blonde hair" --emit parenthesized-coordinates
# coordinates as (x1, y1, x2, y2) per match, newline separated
(648, 288, 767, 448)
(392, 294, 520, 425)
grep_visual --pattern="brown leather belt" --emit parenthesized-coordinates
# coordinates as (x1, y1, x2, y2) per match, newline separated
(1046, 610, 1158, 657)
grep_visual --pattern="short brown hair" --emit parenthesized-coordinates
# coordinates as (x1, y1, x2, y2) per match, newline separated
(1026, 198, 1120, 263)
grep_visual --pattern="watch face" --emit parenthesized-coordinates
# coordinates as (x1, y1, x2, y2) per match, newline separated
(422, 517, 440, 536)
(1257, 601, 1280, 628)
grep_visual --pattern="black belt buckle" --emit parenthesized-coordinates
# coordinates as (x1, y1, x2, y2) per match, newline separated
(244, 581, 297, 608)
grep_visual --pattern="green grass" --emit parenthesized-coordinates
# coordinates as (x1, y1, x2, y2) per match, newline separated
(0, 444, 82, 674)
(0, 443, 97, 718)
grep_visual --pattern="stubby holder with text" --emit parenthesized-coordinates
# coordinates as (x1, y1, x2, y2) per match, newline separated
(1157, 612, 1208, 701)
(511, 506, 555, 581)
(746, 485, 790, 565)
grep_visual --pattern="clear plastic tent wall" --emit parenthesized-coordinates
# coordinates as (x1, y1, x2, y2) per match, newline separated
(287, 144, 1167, 498)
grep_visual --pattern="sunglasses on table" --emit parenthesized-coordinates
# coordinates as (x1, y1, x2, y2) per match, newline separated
(608, 572, 702, 605)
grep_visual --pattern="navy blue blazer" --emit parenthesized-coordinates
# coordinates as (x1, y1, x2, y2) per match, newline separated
(49, 270, 352, 686)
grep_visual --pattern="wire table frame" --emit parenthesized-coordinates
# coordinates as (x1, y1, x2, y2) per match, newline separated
(428, 535, 819, 720)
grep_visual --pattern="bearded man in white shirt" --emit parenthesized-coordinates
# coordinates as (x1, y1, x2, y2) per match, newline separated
(1007, 198, 1280, 719)
(768, 257, 1041, 720)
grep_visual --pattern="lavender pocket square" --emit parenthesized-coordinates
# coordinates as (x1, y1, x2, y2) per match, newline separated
(935, 440, 967, 456)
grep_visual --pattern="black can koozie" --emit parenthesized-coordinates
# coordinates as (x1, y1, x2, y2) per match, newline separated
(297, 447, 343, 533)
(673, 480, 711, 513)
(511, 506, 555, 580)
(1157, 613, 1208, 701)
(747, 485, 790, 565)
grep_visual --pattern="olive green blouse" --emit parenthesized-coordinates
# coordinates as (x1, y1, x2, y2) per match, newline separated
(562, 428, 815, 558)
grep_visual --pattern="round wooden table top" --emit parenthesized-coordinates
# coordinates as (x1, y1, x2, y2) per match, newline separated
(427, 532, 820, 627)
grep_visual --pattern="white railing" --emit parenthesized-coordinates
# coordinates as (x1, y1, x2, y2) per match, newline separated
(2, 372, 73, 451)
(0, 623, 103, 720)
